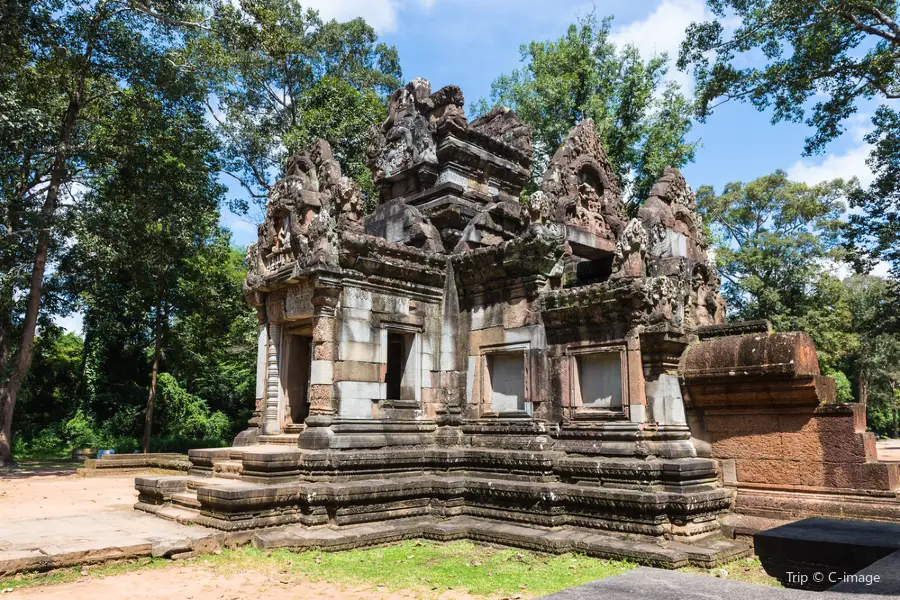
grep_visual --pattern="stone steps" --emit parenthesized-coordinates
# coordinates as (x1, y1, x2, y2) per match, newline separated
(171, 491, 202, 509)
(149, 503, 203, 525)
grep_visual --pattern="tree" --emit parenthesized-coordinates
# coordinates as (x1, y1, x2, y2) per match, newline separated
(65, 86, 224, 453)
(201, 0, 401, 213)
(843, 275, 900, 434)
(697, 171, 858, 381)
(846, 107, 900, 289)
(13, 328, 83, 449)
(678, 0, 900, 283)
(475, 13, 697, 209)
(0, 0, 216, 467)
(845, 275, 893, 406)
(283, 76, 387, 210)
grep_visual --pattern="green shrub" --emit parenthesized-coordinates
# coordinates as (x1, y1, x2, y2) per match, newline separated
(156, 373, 232, 441)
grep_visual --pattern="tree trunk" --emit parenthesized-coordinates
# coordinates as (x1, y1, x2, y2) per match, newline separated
(859, 373, 869, 408)
(141, 280, 165, 454)
(0, 94, 81, 467)
(892, 381, 898, 440)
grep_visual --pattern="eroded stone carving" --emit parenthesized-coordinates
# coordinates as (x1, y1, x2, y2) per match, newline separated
(611, 219, 648, 279)
(539, 119, 627, 242)
(469, 106, 533, 160)
(638, 166, 725, 326)
(366, 78, 451, 190)
(245, 139, 364, 294)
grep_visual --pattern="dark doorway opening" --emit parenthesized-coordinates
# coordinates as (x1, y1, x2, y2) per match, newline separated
(286, 335, 311, 425)
(386, 332, 407, 400)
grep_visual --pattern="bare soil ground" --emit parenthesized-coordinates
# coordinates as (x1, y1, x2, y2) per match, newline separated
(0, 462, 137, 521)
(9, 563, 482, 600)
(877, 439, 900, 462)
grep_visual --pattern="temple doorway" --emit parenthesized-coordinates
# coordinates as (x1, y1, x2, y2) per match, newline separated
(284, 334, 312, 425)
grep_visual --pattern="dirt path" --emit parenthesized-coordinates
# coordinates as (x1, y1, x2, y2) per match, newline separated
(0, 464, 138, 521)
(877, 439, 900, 462)
(11, 564, 482, 600)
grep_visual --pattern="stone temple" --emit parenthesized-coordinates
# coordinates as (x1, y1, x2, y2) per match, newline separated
(136, 79, 900, 565)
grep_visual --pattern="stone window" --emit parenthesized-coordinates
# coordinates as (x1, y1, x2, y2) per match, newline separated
(569, 345, 627, 419)
(573, 255, 614, 286)
(487, 352, 527, 413)
(575, 353, 622, 409)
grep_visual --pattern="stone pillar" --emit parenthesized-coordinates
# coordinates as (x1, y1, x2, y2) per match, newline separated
(255, 322, 268, 417)
(639, 329, 695, 458)
(262, 322, 282, 434)
(308, 285, 340, 416)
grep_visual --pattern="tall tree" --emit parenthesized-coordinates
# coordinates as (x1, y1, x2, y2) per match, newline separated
(476, 13, 697, 209)
(678, 0, 900, 284)
(201, 0, 401, 213)
(282, 76, 388, 210)
(845, 275, 893, 406)
(65, 87, 224, 453)
(0, 0, 215, 466)
(697, 171, 858, 380)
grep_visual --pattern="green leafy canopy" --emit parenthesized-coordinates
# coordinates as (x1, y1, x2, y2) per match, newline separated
(475, 13, 698, 211)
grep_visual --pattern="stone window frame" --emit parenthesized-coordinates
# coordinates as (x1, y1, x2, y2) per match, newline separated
(479, 341, 533, 418)
(377, 320, 422, 409)
(566, 342, 629, 421)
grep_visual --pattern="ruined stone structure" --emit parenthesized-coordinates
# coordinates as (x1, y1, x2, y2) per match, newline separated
(135, 79, 898, 564)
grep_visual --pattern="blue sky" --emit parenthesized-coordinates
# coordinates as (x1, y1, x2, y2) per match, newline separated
(220, 0, 882, 249)
(55, 0, 886, 334)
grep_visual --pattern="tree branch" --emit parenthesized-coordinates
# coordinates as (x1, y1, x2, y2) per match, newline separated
(221, 170, 269, 199)
(205, 100, 271, 194)
(126, 1, 212, 31)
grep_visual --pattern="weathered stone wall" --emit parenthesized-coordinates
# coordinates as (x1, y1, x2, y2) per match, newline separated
(334, 284, 443, 420)
(681, 330, 900, 520)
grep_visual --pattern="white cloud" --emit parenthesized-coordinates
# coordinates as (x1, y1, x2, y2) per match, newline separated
(609, 0, 713, 92)
(301, 0, 436, 33)
(787, 115, 875, 187)
(786, 144, 873, 187)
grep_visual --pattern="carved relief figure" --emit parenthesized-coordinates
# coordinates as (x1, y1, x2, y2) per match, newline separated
(538, 119, 627, 242)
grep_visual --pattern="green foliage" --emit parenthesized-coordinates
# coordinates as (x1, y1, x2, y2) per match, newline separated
(826, 368, 854, 404)
(841, 275, 900, 435)
(14, 329, 82, 440)
(5, 0, 401, 460)
(283, 76, 387, 210)
(201, 542, 634, 598)
(200, 0, 401, 212)
(698, 170, 857, 372)
(155, 373, 231, 441)
(847, 106, 900, 285)
(476, 13, 697, 209)
(679, 0, 900, 296)
(678, 0, 900, 155)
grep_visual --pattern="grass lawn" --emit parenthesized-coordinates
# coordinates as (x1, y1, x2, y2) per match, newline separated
(0, 541, 777, 598)
(0, 541, 634, 598)
(681, 556, 781, 587)
(204, 541, 636, 597)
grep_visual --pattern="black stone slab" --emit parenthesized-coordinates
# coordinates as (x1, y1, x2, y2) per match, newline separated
(538, 567, 818, 600)
(828, 549, 900, 596)
(538, 566, 898, 600)
(755, 517, 900, 590)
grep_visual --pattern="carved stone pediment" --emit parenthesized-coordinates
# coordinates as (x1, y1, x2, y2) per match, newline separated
(367, 78, 445, 189)
(245, 139, 365, 294)
(539, 119, 627, 246)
